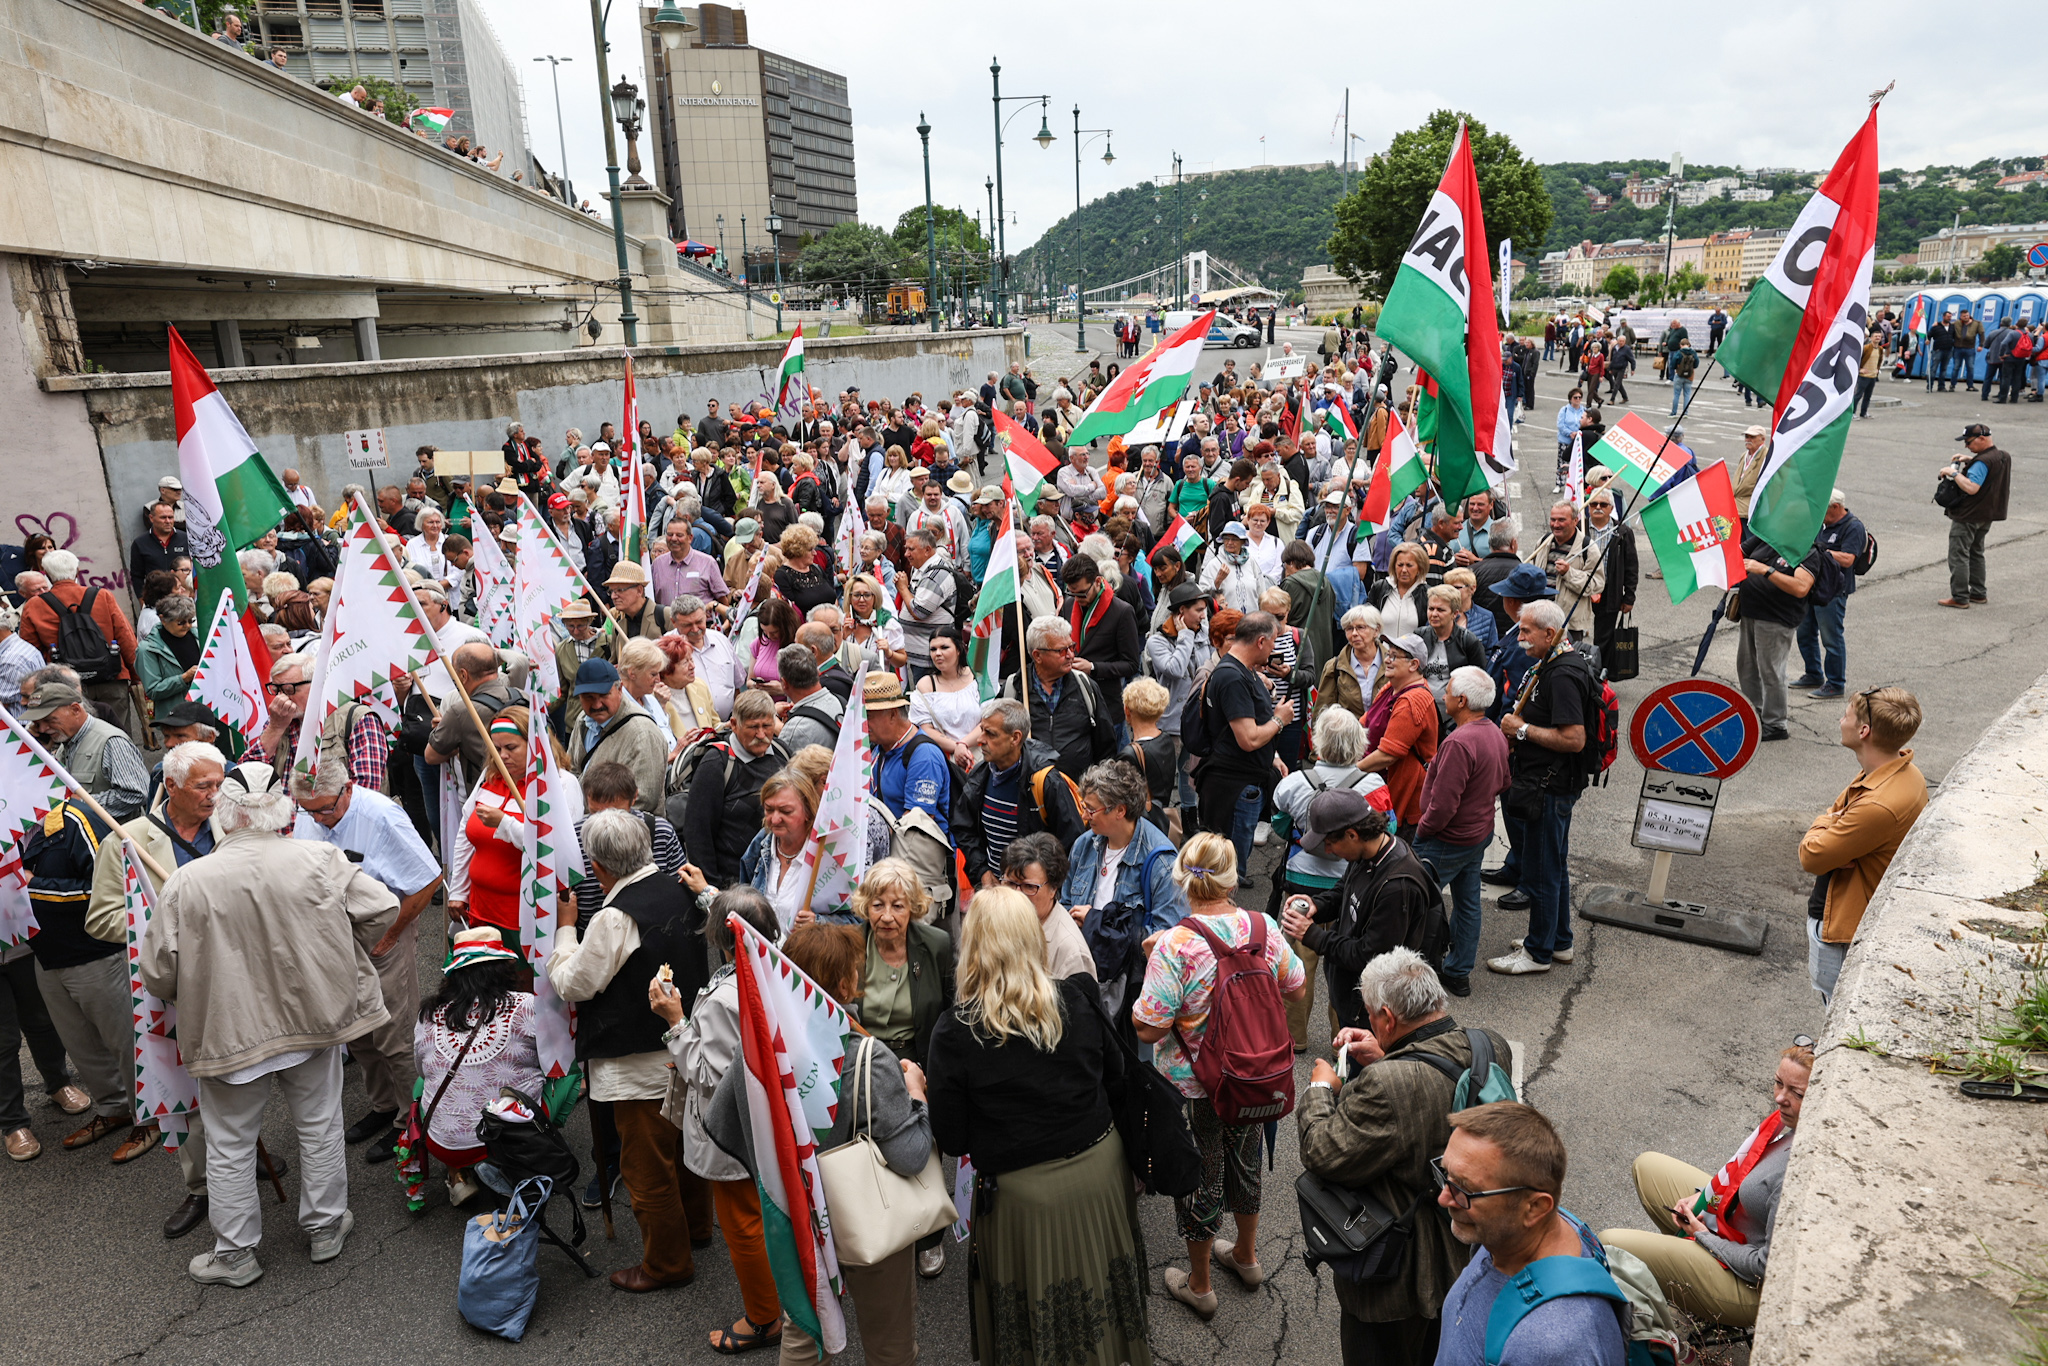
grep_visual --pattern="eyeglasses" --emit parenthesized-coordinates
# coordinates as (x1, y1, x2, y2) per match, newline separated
(1000, 876, 1046, 895)
(1430, 1156, 1534, 1210)
(265, 680, 310, 695)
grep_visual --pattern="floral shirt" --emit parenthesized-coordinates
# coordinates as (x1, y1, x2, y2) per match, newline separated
(1134, 908, 1303, 1098)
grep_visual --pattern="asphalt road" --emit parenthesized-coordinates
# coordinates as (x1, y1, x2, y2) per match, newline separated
(6, 351, 2040, 1365)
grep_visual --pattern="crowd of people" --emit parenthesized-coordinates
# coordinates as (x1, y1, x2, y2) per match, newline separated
(0, 316, 1950, 1363)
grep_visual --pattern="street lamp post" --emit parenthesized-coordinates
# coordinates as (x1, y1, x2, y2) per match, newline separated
(715, 213, 725, 271)
(740, 214, 752, 340)
(587, 0, 638, 344)
(984, 178, 995, 323)
(612, 78, 648, 188)
(918, 115, 939, 333)
(532, 55, 573, 204)
(989, 58, 1054, 328)
(1072, 105, 1114, 351)
(766, 212, 784, 334)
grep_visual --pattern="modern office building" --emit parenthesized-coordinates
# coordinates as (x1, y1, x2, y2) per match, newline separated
(640, 4, 856, 272)
(238, 0, 528, 170)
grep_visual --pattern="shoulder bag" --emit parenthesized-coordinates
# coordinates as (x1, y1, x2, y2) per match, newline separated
(1087, 984, 1202, 1198)
(817, 1035, 955, 1266)
(394, 1012, 488, 1210)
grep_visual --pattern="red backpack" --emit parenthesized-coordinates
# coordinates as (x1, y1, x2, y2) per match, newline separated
(1172, 913, 1296, 1125)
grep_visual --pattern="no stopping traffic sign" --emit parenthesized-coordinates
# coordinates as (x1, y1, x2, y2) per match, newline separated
(1628, 680, 1760, 780)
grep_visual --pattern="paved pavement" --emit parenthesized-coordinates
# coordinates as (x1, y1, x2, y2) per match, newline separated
(6, 352, 2041, 1364)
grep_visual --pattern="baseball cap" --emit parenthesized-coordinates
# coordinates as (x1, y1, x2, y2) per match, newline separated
(734, 517, 760, 541)
(155, 698, 216, 731)
(158, 475, 184, 491)
(1300, 787, 1377, 857)
(572, 659, 621, 696)
(1493, 563, 1556, 601)
(1744, 424, 1768, 438)
(1322, 489, 1344, 505)
(17, 680, 83, 723)
(972, 486, 1003, 506)
(1958, 423, 1991, 441)
(1382, 632, 1429, 662)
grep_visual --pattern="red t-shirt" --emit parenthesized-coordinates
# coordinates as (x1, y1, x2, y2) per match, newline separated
(1367, 682, 1439, 828)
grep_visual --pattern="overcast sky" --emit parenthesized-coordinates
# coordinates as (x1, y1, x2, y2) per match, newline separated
(481, 1, 2009, 252)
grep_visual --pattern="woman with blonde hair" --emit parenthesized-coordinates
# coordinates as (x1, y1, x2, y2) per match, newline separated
(773, 523, 834, 614)
(927, 890, 1151, 1366)
(846, 572, 906, 671)
(1133, 833, 1306, 1321)
(617, 636, 690, 757)
(875, 445, 913, 515)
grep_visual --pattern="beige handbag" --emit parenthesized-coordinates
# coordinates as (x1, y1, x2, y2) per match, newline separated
(817, 1035, 954, 1267)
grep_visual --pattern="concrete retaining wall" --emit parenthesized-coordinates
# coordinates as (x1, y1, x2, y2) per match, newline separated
(1753, 671, 2048, 1363)
(40, 329, 1023, 566)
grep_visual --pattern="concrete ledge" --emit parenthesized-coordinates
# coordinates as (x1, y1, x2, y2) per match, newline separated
(1753, 671, 2048, 1364)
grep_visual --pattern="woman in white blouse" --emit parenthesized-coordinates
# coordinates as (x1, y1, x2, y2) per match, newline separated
(874, 445, 914, 518)
(910, 626, 982, 768)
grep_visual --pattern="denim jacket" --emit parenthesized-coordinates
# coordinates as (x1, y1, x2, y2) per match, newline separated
(1060, 817, 1189, 937)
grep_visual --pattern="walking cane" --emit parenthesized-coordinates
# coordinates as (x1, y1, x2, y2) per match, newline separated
(256, 1138, 287, 1205)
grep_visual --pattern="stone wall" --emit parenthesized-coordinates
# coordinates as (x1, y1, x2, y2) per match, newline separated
(1752, 672, 2048, 1363)
(44, 329, 1025, 553)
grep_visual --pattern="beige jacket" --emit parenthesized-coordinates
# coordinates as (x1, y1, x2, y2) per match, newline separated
(138, 827, 397, 1079)
(85, 805, 180, 944)
(1526, 524, 1607, 624)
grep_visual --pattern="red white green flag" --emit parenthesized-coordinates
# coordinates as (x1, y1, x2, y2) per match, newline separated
(170, 326, 294, 629)
(1713, 108, 1880, 563)
(0, 702, 69, 948)
(1152, 513, 1204, 562)
(1640, 461, 1745, 603)
(732, 914, 851, 1353)
(621, 353, 650, 575)
(992, 410, 1060, 517)
(775, 326, 807, 426)
(1362, 407, 1427, 530)
(1322, 400, 1360, 445)
(409, 107, 453, 138)
(520, 700, 585, 1080)
(125, 846, 198, 1149)
(1067, 311, 1215, 446)
(1371, 126, 1503, 503)
(969, 499, 1018, 700)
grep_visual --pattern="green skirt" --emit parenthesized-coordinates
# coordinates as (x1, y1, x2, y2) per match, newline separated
(969, 1128, 1152, 1366)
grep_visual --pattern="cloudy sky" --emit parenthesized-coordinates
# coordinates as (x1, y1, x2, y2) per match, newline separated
(481, 0, 2004, 251)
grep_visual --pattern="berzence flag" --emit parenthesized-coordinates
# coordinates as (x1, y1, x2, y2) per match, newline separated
(1713, 108, 1880, 563)
(1372, 124, 1503, 503)
(1640, 461, 1745, 604)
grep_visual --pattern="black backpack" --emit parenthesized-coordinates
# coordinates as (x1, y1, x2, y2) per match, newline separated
(40, 589, 121, 684)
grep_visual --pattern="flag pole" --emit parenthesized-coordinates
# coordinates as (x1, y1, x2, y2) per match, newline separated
(0, 700, 171, 886)
(353, 493, 525, 801)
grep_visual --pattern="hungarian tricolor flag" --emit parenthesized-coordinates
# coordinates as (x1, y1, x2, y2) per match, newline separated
(1362, 406, 1426, 531)
(1322, 397, 1360, 446)
(732, 914, 851, 1353)
(1373, 125, 1504, 503)
(969, 499, 1018, 700)
(1152, 513, 1204, 563)
(1904, 292, 1930, 336)
(621, 353, 650, 575)
(992, 410, 1059, 517)
(169, 326, 294, 629)
(409, 107, 452, 138)
(1714, 108, 1879, 563)
(1068, 310, 1214, 446)
(774, 325, 806, 426)
(1641, 461, 1745, 604)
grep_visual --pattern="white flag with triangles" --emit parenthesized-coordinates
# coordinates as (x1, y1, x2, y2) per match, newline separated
(469, 523, 518, 650)
(520, 702, 585, 1079)
(189, 586, 270, 742)
(801, 680, 870, 928)
(510, 494, 587, 708)
(0, 705, 69, 948)
(125, 846, 198, 1148)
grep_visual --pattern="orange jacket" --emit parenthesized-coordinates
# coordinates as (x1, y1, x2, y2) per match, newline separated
(1798, 749, 1928, 944)
(19, 581, 138, 680)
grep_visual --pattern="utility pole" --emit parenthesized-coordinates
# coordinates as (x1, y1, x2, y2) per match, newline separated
(587, 0, 636, 344)
(1341, 88, 1350, 200)
(533, 55, 574, 204)
(918, 114, 938, 332)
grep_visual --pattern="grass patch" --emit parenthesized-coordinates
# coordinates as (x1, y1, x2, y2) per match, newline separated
(1981, 1241, 2048, 1366)
(1988, 867, 2048, 918)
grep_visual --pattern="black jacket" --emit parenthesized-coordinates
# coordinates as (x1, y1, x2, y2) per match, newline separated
(1599, 524, 1639, 612)
(1063, 589, 1143, 727)
(953, 738, 1088, 885)
(578, 873, 705, 1061)
(1000, 668, 1115, 781)
(1304, 835, 1439, 1030)
(681, 740, 790, 887)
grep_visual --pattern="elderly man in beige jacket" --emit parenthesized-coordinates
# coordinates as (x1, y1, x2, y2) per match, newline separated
(139, 764, 397, 1288)
(1524, 501, 1607, 627)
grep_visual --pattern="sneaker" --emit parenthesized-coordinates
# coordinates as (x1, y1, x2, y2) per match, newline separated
(1761, 727, 1790, 742)
(1252, 824, 1271, 848)
(1809, 687, 1845, 700)
(1788, 675, 1823, 689)
(1497, 888, 1532, 911)
(447, 1171, 482, 1207)
(1550, 947, 1575, 965)
(918, 1243, 946, 1278)
(1486, 947, 1552, 975)
(582, 1170, 624, 1209)
(189, 1248, 263, 1287)
(309, 1209, 355, 1264)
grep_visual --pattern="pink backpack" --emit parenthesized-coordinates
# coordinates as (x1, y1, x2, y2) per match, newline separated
(1172, 914, 1296, 1125)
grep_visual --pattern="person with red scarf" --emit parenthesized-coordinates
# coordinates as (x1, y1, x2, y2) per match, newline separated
(1602, 1039, 1813, 1329)
(444, 708, 583, 959)
(1059, 555, 1142, 741)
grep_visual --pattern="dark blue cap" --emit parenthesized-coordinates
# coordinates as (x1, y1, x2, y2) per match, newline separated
(573, 658, 622, 696)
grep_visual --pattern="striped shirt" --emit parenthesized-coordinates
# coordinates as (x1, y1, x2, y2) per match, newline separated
(573, 811, 687, 920)
(980, 760, 1025, 874)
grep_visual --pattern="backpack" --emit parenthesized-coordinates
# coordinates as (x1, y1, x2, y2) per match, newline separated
(1808, 543, 1850, 605)
(1483, 1209, 1682, 1366)
(1853, 528, 1878, 576)
(1170, 912, 1296, 1125)
(664, 729, 790, 827)
(1390, 841, 1453, 969)
(1585, 675, 1621, 782)
(40, 589, 120, 683)
(1178, 657, 1222, 757)
(319, 701, 391, 796)
(947, 563, 975, 625)
(1079, 845, 1173, 982)
(1029, 764, 1083, 830)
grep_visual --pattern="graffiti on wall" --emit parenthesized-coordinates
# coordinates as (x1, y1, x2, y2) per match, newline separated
(14, 512, 128, 593)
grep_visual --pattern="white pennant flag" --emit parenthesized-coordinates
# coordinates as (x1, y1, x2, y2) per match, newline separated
(468, 524, 519, 650)
(189, 586, 270, 743)
(801, 680, 870, 928)
(510, 494, 587, 709)
(519, 702, 584, 1079)
(124, 847, 198, 1148)
(0, 707, 69, 948)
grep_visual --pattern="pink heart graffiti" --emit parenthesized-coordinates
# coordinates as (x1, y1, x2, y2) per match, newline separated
(15, 511, 79, 550)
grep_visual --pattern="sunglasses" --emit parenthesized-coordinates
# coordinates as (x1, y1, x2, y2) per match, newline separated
(1430, 1156, 1534, 1210)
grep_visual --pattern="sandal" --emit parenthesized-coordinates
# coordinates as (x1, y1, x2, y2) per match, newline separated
(709, 1316, 783, 1354)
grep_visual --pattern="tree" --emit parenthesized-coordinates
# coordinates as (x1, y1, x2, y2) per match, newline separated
(1970, 242, 2024, 281)
(1670, 263, 1707, 297)
(1512, 273, 1550, 300)
(1638, 272, 1667, 305)
(1326, 110, 1551, 297)
(795, 223, 906, 309)
(1891, 264, 1928, 283)
(1601, 265, 1640, 301)
(891, 206, 988, 280)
